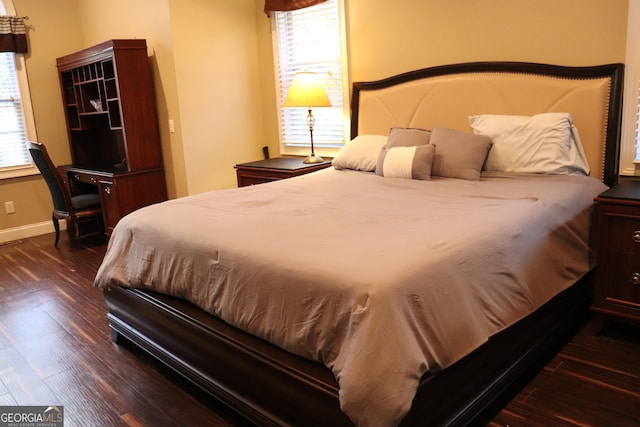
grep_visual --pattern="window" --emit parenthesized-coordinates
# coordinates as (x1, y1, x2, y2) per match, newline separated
(0, 0, 37, 179)
(272, 0, 349, 157)
(0, 52, 29, 168)
(622, 0, 640, 175)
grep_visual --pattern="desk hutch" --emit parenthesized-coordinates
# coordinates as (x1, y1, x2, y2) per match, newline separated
(56, 39, 167, 234)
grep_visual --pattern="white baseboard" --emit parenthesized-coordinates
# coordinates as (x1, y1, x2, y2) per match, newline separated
(0, 220, 66, 244)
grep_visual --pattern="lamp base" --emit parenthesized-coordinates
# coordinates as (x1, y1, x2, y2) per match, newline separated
(303, 154, 325, 164)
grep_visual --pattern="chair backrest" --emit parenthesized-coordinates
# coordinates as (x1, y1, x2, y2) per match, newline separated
(27, 141, 72, 214)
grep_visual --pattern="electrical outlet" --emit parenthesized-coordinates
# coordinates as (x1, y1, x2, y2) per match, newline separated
(5, 201, 15, 214)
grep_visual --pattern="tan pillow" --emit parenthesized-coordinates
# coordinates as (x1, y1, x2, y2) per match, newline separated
(385, 127, 431, 147)
(376, 127, 432, 177)
(376, 144, 435, 180)
(429, 127, 492, 180)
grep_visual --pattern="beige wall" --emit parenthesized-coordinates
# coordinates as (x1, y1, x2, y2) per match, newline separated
(0, 0, 629, 240)
(0, 0, 82, 234)
(256, 0, 629, 158)
(75, 0, 187, 198)
(1, 0, 263, 238)
(346, 0, 628, 81)
(75, 0, 265, 195)
(169, 0, 265, 195)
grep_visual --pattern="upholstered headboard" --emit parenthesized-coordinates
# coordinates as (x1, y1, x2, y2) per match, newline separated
(350, 62, 624, 187)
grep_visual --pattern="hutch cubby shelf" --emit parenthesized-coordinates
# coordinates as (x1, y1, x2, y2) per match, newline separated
(60, 57, 122, 131)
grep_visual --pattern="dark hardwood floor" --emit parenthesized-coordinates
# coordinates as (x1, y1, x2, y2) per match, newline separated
(1, 233, 639, 426)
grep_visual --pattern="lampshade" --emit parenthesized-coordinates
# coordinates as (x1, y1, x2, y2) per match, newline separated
(283, 72, 332, 108)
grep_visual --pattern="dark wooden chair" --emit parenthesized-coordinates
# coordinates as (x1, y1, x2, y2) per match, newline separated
(26, 141, 103, 246)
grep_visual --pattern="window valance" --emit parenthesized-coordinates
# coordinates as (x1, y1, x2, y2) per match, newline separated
(264, 0, 327, 16)
(0, 15, 27, 53)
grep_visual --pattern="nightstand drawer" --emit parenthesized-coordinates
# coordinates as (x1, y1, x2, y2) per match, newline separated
(601, 250, 640, 306)
(606, 215, 640, 253)
(238, 175, 277, 186)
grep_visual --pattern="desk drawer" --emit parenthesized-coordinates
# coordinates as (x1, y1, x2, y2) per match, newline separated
(71, 171, 99, 185)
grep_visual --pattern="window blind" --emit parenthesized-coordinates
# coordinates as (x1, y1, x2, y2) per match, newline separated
(621, 0, 640, 173)
(273, 0, 345, 148)
(0, 51, 30, 169)
(635, 83, 640, 162)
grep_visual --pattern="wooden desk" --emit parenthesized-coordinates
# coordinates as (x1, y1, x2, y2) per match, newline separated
(59, 165, 167, 235)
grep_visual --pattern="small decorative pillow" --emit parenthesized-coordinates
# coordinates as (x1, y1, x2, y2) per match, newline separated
(385, 127, 431, 148)
(376, 144, 435, 180)
(375, 127, 432, 177)
(468, 112, 589, 175)
(429, 127, 493, 180)
(332, 135, 388, 171)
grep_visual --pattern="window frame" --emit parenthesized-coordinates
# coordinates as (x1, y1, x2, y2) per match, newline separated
(271, 0, 350, 159)
(0, 0, 38, 180)
(620, 0, 640, 176)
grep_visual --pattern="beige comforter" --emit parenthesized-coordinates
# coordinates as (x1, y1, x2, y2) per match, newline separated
(94, 168, 606, 426)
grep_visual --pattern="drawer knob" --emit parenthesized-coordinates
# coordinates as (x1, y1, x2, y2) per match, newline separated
(104, 186, 111, 195)
(633, 273, 640, 286)
(634, 231, 640, 243)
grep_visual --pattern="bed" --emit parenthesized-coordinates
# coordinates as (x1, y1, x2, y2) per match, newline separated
(95, 61, 624, 427)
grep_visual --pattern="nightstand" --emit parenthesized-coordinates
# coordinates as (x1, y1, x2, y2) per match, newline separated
(592, 180, 640, 329)
(235, 157, 331, 187)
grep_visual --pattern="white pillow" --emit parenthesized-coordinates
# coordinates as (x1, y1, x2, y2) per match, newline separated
(468, 112, 590, 175)
(332, 135, 388, 171)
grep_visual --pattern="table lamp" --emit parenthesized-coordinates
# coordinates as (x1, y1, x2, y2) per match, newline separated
(283, 71, 333, 164)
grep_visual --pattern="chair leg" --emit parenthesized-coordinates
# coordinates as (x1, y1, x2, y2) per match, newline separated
(66, 216, 77, 243)
(52, 213, 60, 247)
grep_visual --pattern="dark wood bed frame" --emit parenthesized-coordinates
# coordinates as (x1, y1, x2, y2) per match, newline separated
(103, 62, 624, 427)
